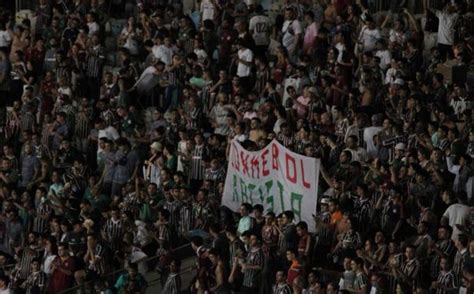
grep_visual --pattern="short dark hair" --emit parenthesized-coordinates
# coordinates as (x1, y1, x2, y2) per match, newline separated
(208, 248, 220, 257)
(0, 275, 10, 285)
(296, 221, 308, 231)
(241, 203, 252, 212)
(458, 234, 469, 247)
(191, 236, 204, 247)
(58, 242, 69, 250)
(283, 210, 294, 220)
(225, 225, 237, 236)
(253, 204, 264, 212)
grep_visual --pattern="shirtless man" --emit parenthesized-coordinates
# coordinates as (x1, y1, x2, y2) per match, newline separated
(208, 248, 230, 294)
(249, 117, 267, 145)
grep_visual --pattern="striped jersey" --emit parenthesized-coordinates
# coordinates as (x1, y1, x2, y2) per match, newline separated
(242, 247, 264, 288)
(436, 270, 457, 294)
(353, 271, 368, 291)
(25, 270, 47, 294)
(102, 218, 124, 251)
(87, 243, 106, 274)
(430, 239, 455, 278)
(33, 203, 52, 234)
(273, 283, 292, 294)
(190, 144, 209, 180)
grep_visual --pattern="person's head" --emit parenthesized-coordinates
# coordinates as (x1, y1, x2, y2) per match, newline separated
(58, 242, 69, 257)
(56, 112, 66, 124)
(194, 133, 204, 145)
(346, 135, 358, 149)
(304, 10, 314, 24)
(241, 230, 251, 245)
(343, 256, 352, 270)
(276, 270, 287, 283)
(159, 208, 170, 222)
(440, 257, 452, 271)
(169, 258, 181, 273)
(249, 233, 260, 247)
(356, 183, 368, 198)
(0, 275, 10, 288)
(240, 203, 252, 217)
(370, 272, 382, 288)
(296, 222, 308, 237)
(285, 7, 295, 20)
(365, 16, 375, 29)
(441, 190, 455, 204)
(437, 226, 451, 240)
(375, 231, 385, 244)
(405, 245, 416, 259)
(31, 258, 41, 271)
(265, 212, 275, 225)
(191, 236, 204, 251)
(286, 249, 297, 261)
(128, 263, 138, 279)
(208, 223, 221, 237)
(326, 281, 337, 294)
(282, 210, 294, 225)
(208, 248, 220, 265)
(308, 270, 319, 285)
(328, 199, 339, 213)
(224, 225, 237, 241)
(27, 232, 38, 246)
(250, 118, 261, 130)
(351, 257, 364, 272)
(433, 73, 444, 88)
(457, 234, 469, 250)
(293, 275, 306, 292)
(252, 204, 264, 219)
(417, 221, 429, 235)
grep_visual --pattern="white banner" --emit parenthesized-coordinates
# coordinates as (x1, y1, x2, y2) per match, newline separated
(223, 139, 320, 232)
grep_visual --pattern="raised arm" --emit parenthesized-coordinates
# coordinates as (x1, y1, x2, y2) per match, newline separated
(403, 8, 421, 32)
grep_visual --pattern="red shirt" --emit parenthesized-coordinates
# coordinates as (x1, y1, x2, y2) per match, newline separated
(298, 234, 309, 257)
(50, 256, 75, 293)
(287, 260, 302, 285)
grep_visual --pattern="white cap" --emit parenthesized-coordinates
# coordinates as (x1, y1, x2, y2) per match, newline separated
(393, 78, 405, 86)
(395, 143, 406, 150)
(320, 197, 331, 204)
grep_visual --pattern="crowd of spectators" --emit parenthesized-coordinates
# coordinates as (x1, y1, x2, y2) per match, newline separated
(0, 0, 472, 293)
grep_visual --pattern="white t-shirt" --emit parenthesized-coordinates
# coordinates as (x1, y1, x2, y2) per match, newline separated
(384, 68, 398, 85)
(121, 28, 139, 55)
(436, 10, 458, 45)
(389, 29, 406, 44)
(237, 48, 253, 77)
(375, 49, 391, 71)
(0, 288, 11, 294)
(98, 126, 120, 153)
(152, 45, 173, 66)
(364, 126, 383, 159)
(344, 147, 368, 163)
(200, 0, 216, 21)
(443, 203, 470, 240)
(359, 25, 381, 52)
(87, 22, 100, 36)
(0, 30, 11, 47)
(135, 66, 159, 93)
(249, 15, 270, 46)
(194, 48, 208, 65)
(282, 20, 302, 52)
